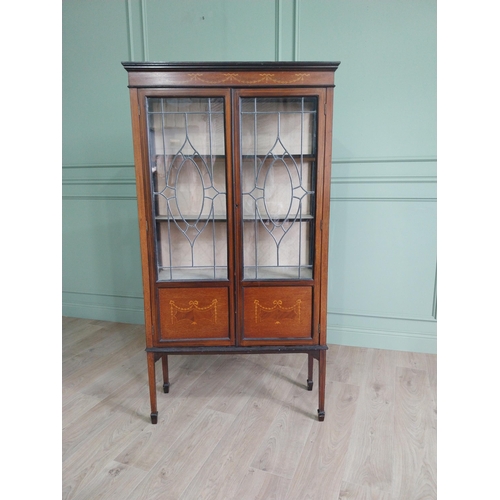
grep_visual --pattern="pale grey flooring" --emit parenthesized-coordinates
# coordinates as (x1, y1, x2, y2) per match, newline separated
(62, 317, 437, 500)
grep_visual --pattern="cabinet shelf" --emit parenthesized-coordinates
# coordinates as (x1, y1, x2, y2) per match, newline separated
(242, 214, 313, 222)
(243, 266, 313, 280)
(155, 215, 314, 222)
(155, 215, 227, 222)
(241, 154, 316, 160)
(153, 154, 227, 162)
(158, 266, 228, 281)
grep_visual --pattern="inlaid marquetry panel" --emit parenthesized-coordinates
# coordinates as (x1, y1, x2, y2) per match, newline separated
(158, 287, 230, 342)
(127, 70, 334, 88)
(242, 286, 313, 341)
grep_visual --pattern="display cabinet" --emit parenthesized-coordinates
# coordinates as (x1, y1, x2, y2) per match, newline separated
(123, 62, 340, 423)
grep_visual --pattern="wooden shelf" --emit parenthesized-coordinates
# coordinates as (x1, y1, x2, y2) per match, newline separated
(242, 214, 313, 222)
(158, 267, 228, 281)
(241, 154, 316, 160)
(155, 215, 227, 222)
(243, 266, 313, 280)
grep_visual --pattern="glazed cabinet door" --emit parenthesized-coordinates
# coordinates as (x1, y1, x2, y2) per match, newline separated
(139, 89, 234, 346)
(234, 89, 327, 346)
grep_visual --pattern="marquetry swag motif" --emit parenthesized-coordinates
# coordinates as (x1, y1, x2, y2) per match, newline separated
(170, 299, 218, 325)
(187, 72, 312, 85)
(254, 299, 301, 325)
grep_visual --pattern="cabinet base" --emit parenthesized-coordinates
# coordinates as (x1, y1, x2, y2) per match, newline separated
(146, 347, 327, 423)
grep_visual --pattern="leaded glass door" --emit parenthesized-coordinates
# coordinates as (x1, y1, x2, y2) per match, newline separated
(235, 89, 326, 345)
(238, 94, 320, 280)
(143, 89, 234, 345)
(146, 94, 230, 281)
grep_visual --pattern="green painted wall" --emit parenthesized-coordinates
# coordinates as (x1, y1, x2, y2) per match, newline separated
(62, 0, 436, 353)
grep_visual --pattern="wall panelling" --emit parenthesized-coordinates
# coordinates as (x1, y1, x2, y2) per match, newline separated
(62, 0, 437, 352)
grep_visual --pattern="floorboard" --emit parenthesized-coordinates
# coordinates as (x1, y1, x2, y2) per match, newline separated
(62, 317, 437, 500)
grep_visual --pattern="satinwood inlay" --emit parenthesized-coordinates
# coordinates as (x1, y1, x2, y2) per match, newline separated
(254, 299, 301, 325)
(187, 72, 311, 84)
(170, 299, 218, 325)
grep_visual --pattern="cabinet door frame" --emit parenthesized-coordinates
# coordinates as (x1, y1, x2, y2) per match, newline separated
(231, 87, 329, 347)
(135, 88, 235, 347)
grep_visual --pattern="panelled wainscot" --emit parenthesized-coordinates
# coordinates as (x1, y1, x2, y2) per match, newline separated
(123, 62, 340, 423)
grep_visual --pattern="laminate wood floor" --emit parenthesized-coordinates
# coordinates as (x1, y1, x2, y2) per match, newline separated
(62, 317, 437, 500)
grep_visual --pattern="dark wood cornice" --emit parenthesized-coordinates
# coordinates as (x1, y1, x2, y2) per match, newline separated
(122, 61, 340, 73)
(122, 61, 340, 88)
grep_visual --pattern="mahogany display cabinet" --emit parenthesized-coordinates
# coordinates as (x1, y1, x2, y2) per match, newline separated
(122, 61, 340, 423)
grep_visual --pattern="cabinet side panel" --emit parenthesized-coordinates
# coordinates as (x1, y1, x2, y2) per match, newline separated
(318, 87, 334, 346)
(129, 88, 153, 347)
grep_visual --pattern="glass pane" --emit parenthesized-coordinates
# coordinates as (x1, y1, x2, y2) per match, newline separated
(240, 97, 317, 280)
(147, 97, 227, 280)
